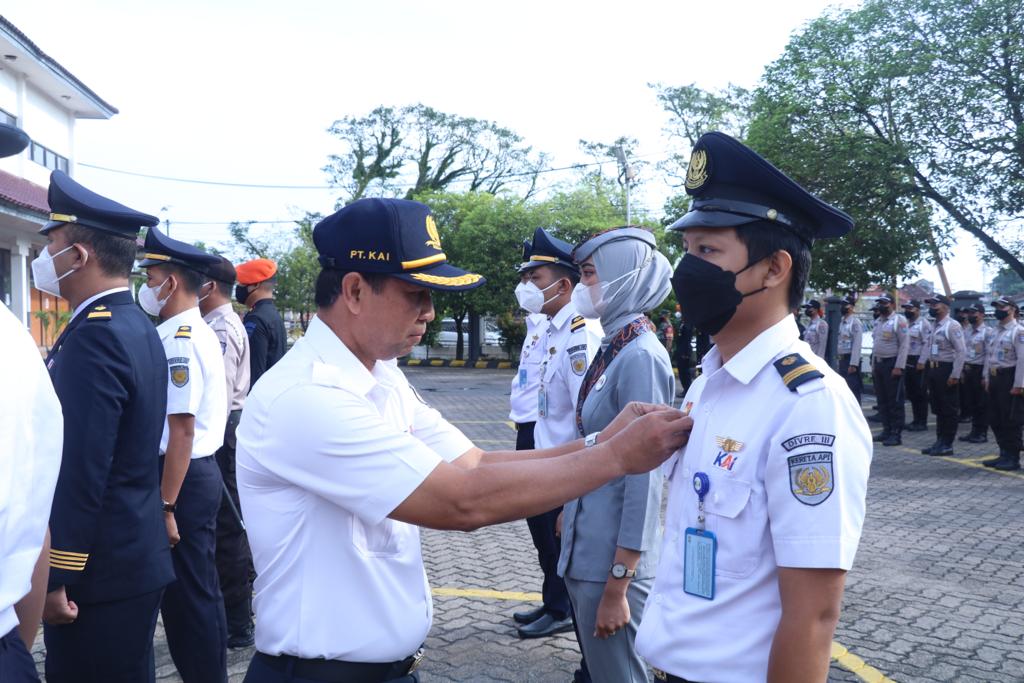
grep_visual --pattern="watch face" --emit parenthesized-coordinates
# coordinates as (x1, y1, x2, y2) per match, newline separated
(611, 563, 625, 579)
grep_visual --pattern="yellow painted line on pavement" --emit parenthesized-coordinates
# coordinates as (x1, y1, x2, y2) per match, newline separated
(433, 588, 896, 681)
(831, 641, 898, 682)
(893, 445, 1024, 480)
(432, 587, 542, 601)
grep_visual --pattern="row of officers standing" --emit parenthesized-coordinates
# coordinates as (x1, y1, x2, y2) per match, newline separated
(2, 165, 289, 679)
(829, 293, 1024, 469)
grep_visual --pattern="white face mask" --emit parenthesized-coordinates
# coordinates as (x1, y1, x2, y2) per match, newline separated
(514, 279, 561, 314)
(570, 267, 642, 319)
(197, 281, 214, 304)
(137, 277, 171, 317)
(30, 244, 78, 299)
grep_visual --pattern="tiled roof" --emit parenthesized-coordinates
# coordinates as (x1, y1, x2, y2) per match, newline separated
(0, 168, 47, 215)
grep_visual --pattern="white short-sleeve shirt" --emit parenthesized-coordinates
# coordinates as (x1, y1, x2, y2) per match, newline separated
(509, 313, 549, 423)
(157, 307, 227, 458)
(236, 315, 473, 663)
(636, 316, 872, 683)
(0, 302, 63, 636)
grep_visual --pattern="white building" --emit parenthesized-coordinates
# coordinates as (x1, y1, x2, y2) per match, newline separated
(0, 16, 117, 345)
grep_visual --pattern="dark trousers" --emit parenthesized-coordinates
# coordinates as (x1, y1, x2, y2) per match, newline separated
(160, 455, 228, 683)
(872, 356, 905, 435)
(962, 364, 988, 434)
(1, 628, 39, 683)
(839, 354, 862, 403)
(516, 422, 570, 619)
(243, 653, 419, 683)
(989, 369, 1024, 454)
(43, 588, 163, 683)
(215, 410, 255, 635)
(927, 361, 959, 444)
(905, 355, 929, 426)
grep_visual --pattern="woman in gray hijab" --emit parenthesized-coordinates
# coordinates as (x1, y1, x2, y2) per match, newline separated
(558, 227, 674, 683)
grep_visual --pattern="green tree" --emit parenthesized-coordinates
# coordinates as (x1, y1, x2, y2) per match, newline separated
(991, 267, 1024, 297)
(324, 104, 548, 206)
(751, 0, 1024, 282)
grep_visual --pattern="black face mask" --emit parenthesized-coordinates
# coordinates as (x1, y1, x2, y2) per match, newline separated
(928, 308, 940, 318)
(872, 311, 880, 320)
(670, 254, 766, 336)
(234, 284, 251, 305)
(968, 315, 979, 324)
(878, 305, 891, 316)
(995, 309, 1010, 321)
(842, 306, 852, 316)
(906, 311, 918, 321)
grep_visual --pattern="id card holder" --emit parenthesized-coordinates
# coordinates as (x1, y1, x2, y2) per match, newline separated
(931, 342, 939, 355)
(683, 527, 716, 600)
(518, 368, 528, 389)
(538, 384, 547, 418)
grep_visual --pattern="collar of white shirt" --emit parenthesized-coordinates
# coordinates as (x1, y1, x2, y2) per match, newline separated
(157, 306, 204, 340)
(71, 286, 130, 322)
(301, 315, 383, 397)
(702, 315, 800, 385)
(202, 302, 234, 323)
(548, 301, 576, 330)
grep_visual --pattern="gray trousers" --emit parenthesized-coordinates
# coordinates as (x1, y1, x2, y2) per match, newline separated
(564, 576, 652, 683)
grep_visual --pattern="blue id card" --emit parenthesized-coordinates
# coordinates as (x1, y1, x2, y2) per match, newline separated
(518, 368, 528, 388)
(683, 527, 716, 600)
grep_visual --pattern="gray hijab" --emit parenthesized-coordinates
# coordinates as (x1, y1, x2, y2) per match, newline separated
(580, 230, 672, 342)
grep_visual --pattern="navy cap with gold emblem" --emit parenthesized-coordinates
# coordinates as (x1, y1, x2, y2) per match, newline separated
(519, 228, 579, 274)
(669, 131, 854, 245)
(205, 255, 237, 285)
(992, 296, 1019, 310)
(41, 170, 159, 239)
(924, 294, 953, 306)
(0, 122, 29, 158)
(137, 226, 220, 271)
(312, 198, 485, 291)
(902, 298, 922, 310)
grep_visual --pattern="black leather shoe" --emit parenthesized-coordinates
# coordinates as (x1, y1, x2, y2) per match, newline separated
(883, 435, 902, 447)
(967, 434, 988, 443)
(929, 444, 954, 456)
(867, 414, 884, 423)
(983, 451, 1007, 468)
(512, 605, 547, 625)
(516, 613, 573, 639)
(958, 433, 975, 442)
(906, 423, 928, 432)
(873, 432, 890, 442)
(921, 442, 940, 455)
(228, 627, 255, 649)
(993, 457, 1021, 471)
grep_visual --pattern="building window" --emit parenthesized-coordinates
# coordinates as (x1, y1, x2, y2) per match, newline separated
(29, 140, 68, 172)
(0, 108, 15, 126)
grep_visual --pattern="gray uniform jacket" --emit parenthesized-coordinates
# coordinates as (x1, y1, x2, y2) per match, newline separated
(557, 331, 675, 582)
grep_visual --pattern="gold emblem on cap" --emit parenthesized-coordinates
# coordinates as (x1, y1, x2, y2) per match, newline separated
(425, 215, 442, 251)
(766, 208, 778, 220)
(685, 148, 709, 190)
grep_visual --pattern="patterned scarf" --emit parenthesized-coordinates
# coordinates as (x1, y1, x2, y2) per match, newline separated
(575, 316, 655, 436)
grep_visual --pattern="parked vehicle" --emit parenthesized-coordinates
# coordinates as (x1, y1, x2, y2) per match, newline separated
(436, 318, 501, 347)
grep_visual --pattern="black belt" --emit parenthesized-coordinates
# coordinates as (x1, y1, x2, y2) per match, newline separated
(991, 366, 1015, 377)
(652, 669, 696, 683)
(253, 649, 423, 683)
(929, 360, 953, 369)
(966, 363, 984, 370)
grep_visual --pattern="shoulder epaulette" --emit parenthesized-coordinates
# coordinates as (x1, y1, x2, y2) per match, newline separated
(773, 353, 823, 392)
(570, 315, 586, 332)
(175, 325, 192, 339)
(87, 305, 111, 320)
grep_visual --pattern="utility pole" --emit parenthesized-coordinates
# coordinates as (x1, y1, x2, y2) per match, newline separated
(160, 205, 172, 238)
(614, 146, 636, 226)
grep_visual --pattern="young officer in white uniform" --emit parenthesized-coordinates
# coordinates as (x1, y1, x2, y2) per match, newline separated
(636, 131, 872, 683)
(235, 198, 692, 683)
(138, 228, 229, 683)
(513, 228, 602, 642)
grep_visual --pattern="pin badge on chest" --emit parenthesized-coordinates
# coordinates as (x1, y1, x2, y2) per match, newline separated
(595, 374, 607, 391)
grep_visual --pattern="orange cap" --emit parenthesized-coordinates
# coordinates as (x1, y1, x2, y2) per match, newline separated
(235, 258, 277, 285)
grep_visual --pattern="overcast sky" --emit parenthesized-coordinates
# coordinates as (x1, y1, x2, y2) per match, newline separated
(5, 0, 986, 290)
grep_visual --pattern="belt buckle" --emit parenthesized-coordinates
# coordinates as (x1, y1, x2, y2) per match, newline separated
(408, 648, 425, 674)
(652, 668, 668, 681)
(990, 368, 997, 377)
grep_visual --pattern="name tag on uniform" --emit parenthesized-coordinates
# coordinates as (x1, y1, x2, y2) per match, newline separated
(839, 340, 852, 352)
(931, 342, 939, 355)
(683, 528, 716, 600)
(518, 368, 528, 388)
(537, 385, 547, 418)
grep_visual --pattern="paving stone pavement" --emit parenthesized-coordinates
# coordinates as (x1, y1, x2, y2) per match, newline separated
(30, 367, 1024, 682)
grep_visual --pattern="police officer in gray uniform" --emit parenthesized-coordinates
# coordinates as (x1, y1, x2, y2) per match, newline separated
(837, 296, 863, 402)
(918, 294, 967, 455)
(982, 297, 1024, 471)
(902, 299, 932, 431)
(871, 294, 909, 446)
(960, 303, 992, 443)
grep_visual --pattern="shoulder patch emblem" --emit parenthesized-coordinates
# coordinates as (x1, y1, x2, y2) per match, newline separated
(570, 352, 588, 376)
(788, 452, 834, 506)
(570, 315, 586, 332)
(170, 364, 189, 387)
(175, 325, 192, 339)
(781, 433, 836, 451)
(773, 353, 823, 392)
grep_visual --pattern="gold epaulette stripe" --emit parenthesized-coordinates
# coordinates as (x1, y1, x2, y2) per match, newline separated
(87, 311, 112, 319)
(782, 364, 819, 386)
(50, 549, 89, 559)
(50, 559, 87, 571)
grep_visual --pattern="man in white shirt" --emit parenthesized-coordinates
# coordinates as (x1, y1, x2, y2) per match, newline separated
(138, 228, 228, 683)
(637, 131, 871, 683)
(236, 198, 691, 683)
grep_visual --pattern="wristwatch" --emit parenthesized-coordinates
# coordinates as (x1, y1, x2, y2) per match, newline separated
(610, 562, 637, 580)
(162, 501, 177, 513)
(585, 431, 601, 448)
